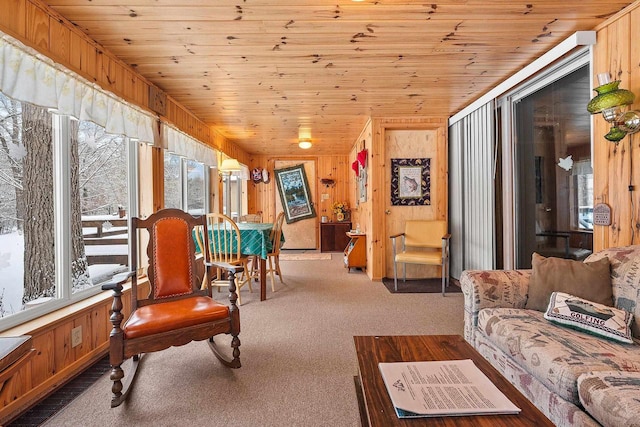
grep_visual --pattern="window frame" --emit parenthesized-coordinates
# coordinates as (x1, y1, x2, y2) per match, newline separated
(0, 112, 139, 332)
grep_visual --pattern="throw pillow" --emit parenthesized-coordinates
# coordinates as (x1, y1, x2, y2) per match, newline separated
(544, 292, 634, 344)
(525, 253, 612, 311)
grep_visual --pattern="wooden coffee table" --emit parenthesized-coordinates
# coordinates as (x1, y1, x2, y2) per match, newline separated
(353, 335, 554, 427)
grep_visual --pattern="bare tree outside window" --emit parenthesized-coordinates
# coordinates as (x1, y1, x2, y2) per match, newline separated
(186, 159, 205, 215)
(0, 95, 57, 314)
(0, 90, 130, 319)
(76, 120, 129, 288)
(164, 151, 182, 209)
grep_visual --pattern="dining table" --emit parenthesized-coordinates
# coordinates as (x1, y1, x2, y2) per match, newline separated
(234, 222, 285, 301)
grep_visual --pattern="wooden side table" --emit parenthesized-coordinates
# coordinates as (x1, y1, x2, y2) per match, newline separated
(344, 232, 366, 272)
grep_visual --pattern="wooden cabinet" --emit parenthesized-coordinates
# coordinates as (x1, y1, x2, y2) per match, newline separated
(320, 222, 352, 252)
(344, 232, 366, 272)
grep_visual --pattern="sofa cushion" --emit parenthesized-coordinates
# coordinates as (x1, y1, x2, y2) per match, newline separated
(585, 245, 640, 338)
(525, 253, 612, 312)
(544, 292, 634, 344)
(477, 307, 640, 403)
(578, 371, 640, 427)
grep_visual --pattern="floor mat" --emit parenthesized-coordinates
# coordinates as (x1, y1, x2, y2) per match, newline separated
(381, 277, 462, 294)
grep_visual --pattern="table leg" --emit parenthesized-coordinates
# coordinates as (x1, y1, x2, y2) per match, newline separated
(260, 258, 266, 301)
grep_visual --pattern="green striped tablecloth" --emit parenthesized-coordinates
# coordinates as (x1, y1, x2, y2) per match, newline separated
(236, 222, 284, 259)
(195, 222, 285, 260)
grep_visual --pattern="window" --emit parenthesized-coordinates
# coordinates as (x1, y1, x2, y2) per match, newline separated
(164, 153, 209, 214)
(0, 32, 155, 330)
(185, 159, 205, 215)
(76, 120, 129, 289)
(0, 94, 57, 317)
(573, 159, 593, 230)
(0, 92, 137, 329)
(164, 151, 182, 209)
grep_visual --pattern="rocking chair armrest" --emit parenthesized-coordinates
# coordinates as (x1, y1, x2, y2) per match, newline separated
(442, 233, 452, 241)
(101, 271, 135, 292)
(205, 261, 244, 275)
(389, 232, 405, 240)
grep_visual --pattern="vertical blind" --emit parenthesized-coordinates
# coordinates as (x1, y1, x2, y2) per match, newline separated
(449, 101, 495, 278)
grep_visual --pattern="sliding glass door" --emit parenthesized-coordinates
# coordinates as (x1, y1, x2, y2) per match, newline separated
(501, 51, 593, 268)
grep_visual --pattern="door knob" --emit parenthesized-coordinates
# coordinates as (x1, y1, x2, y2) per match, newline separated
(385, 210, 391, 215)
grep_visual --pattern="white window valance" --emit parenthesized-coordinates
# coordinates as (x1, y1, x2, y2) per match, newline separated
(0, 31, 155, 143)
(161, 123, 217, 167)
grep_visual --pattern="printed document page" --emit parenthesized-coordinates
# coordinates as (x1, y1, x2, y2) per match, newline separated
(378, 359, 521, 418)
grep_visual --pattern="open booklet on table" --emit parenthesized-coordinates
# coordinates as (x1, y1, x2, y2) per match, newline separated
(378, 359, 521, 418)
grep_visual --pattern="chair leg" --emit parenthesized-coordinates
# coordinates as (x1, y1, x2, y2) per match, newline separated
(232, 277, 243, 305)
(109, 353, 143, 408)
(393, 260, 398, 292)
(243, 260, 253, 293)
(441, 263, 446, 297)
(268, 256, 276, 292)
(275, 255, 283, 283)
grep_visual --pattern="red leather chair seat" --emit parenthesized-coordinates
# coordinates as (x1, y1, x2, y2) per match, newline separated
(124, 296, 230, 339)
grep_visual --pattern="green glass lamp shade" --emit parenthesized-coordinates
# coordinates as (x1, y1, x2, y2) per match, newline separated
(604, 126, 627, 143)
(587, 80, 635, 114)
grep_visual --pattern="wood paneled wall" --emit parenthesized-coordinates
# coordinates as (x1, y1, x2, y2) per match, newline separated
(0, 0, 249, 165)
(592, 3, 640, 251)
(349, 121, 373, 276)
(0, 284, 144, 424)
(247, 154, 350, 243)
(368, 117, 449, 281)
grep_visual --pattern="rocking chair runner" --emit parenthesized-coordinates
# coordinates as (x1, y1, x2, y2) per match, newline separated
(101, 208, 242, 408)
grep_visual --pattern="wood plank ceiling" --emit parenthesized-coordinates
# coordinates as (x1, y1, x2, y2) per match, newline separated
(41, 0, 631, 156)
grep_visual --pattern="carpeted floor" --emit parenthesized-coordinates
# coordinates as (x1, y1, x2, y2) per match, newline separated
(279, 253, 332, 261)
(40, 255, 464, 427)
(381, 277, 463, 294)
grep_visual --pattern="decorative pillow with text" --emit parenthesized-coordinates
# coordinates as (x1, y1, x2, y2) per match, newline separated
(544, 292, 634, 344)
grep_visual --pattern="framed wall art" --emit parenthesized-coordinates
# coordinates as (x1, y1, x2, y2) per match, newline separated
(391, 158, 431, 206)
(274, 164, 316, 223)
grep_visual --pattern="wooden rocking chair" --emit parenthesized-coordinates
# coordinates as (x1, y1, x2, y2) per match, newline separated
(101, 208, 241, 408)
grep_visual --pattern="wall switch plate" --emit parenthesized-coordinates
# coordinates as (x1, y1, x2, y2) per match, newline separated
(71, 325, 82, 348)
(322, 193, 329, 200)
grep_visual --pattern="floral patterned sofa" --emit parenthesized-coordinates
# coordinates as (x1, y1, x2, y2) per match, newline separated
(461, 245, 640, 427)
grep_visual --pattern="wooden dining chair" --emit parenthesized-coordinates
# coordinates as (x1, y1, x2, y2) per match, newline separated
(101, 208, 241, 408)
(390, 220, 451, 295)
(239, 213, 262, 223)
(202, 213, 252, 304)
(265, 212, 285, 291)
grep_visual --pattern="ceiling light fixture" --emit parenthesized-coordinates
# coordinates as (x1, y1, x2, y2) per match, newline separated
(587, 72, 640, 143)
(298, 139, 312, 149)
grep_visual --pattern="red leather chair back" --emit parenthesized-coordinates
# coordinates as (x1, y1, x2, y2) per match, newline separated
(152, 216, 193, 299)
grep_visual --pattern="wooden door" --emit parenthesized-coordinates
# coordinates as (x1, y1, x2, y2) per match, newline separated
(275, 159, 317, 249)
(384, 130, 442, 279)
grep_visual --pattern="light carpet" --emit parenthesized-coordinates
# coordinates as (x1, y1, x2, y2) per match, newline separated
(279, 252, 332, 261)
(46, 255, 464, 427)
